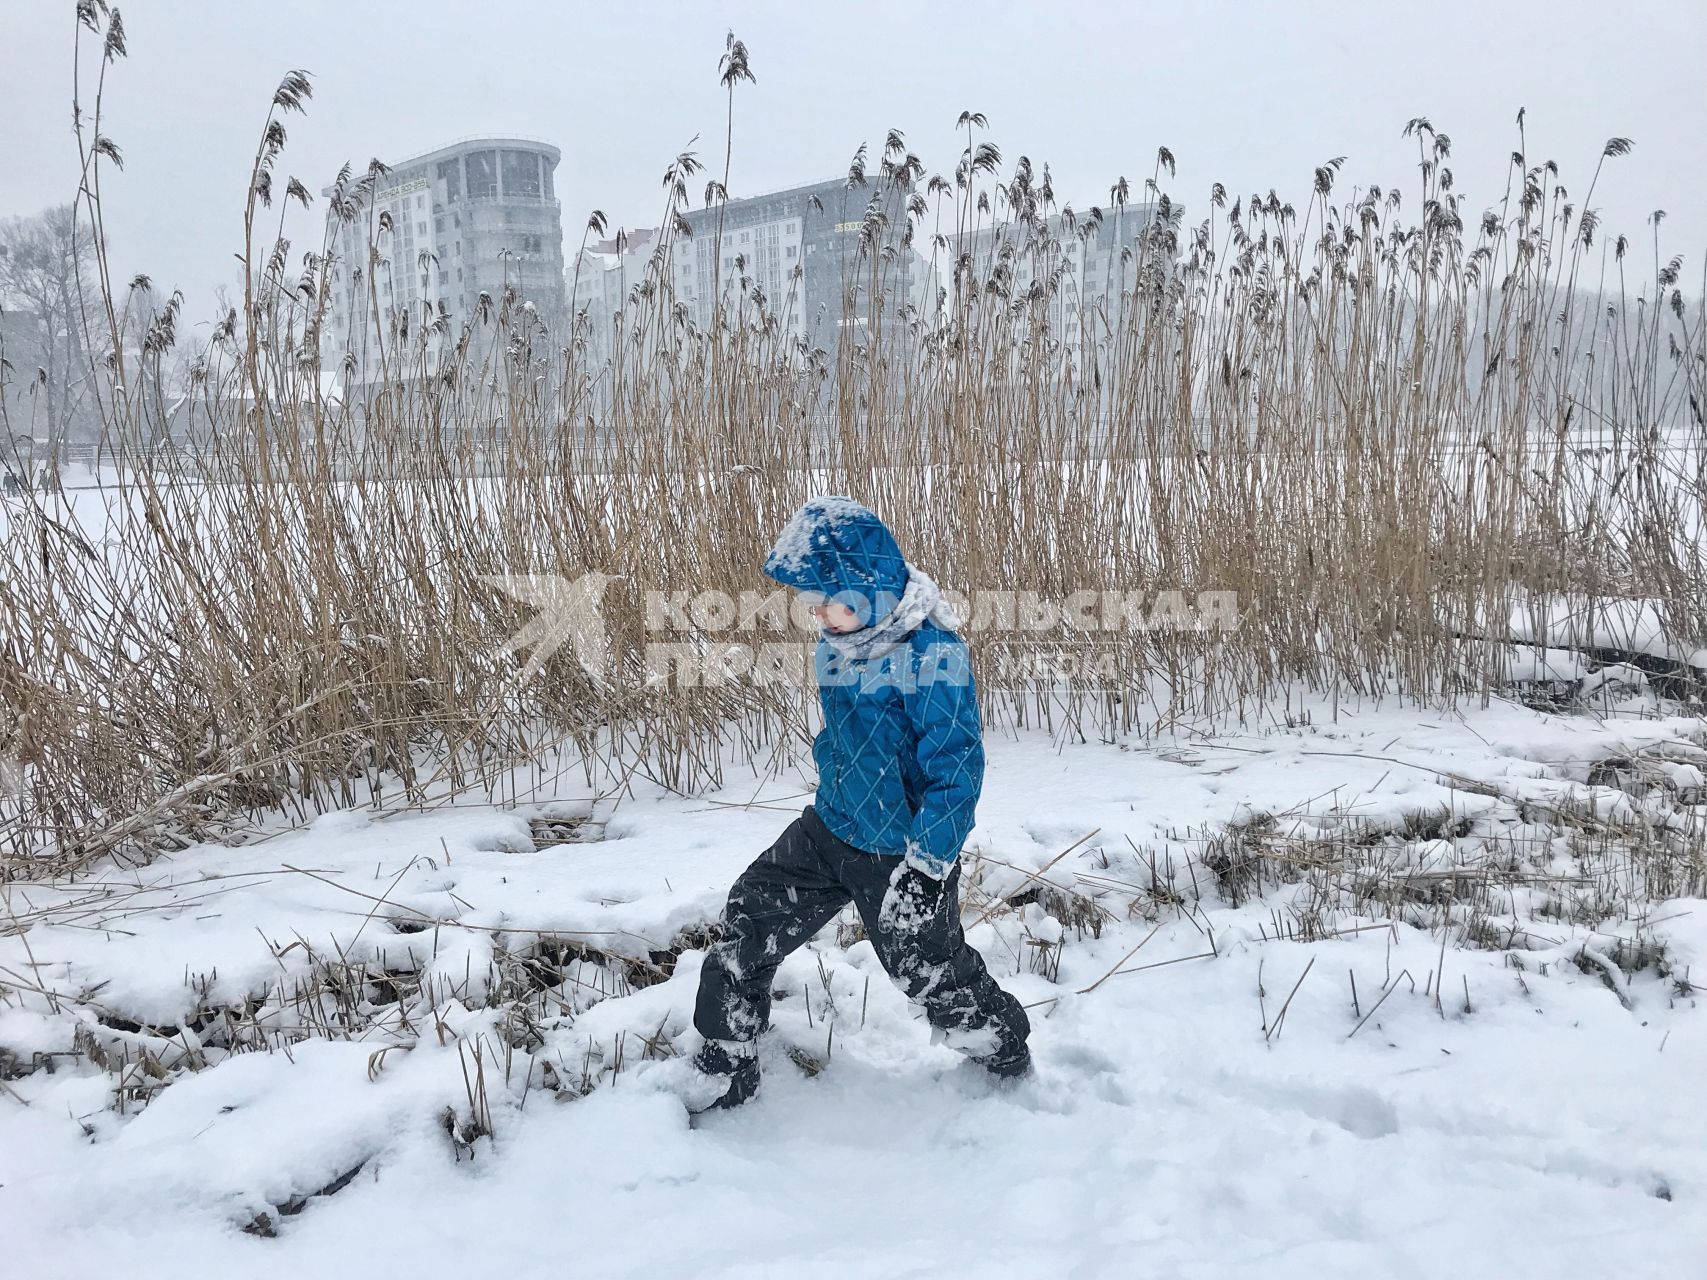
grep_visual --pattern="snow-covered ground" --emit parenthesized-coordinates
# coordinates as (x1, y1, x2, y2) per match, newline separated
(3, 691, 1705, 1278)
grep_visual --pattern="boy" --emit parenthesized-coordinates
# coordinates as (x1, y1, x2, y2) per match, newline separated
(687, 496, 1031, 1110)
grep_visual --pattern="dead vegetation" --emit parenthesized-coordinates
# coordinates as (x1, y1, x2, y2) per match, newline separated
(0, 727, 1698, 1147)
(1177, 736, 1707, 994)
(2, 13, 1704, 880)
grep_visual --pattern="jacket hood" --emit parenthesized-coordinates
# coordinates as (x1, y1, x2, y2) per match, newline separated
(763, 496, 909, 626)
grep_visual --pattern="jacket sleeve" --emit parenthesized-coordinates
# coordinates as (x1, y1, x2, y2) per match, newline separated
(900, 636, 985, 879)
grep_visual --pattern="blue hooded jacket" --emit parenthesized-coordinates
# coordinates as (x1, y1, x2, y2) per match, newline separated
(763, 497, 984, 879)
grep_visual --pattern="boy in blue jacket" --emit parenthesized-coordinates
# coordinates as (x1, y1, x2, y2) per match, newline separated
(689, 496, 1031, 1109)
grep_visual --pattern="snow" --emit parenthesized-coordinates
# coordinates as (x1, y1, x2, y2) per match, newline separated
(1499, 644, 1592, 684)
(2, 693, 1705, 1277)
(763, 493, 874, 571)
(1495, 594, 1707, 671)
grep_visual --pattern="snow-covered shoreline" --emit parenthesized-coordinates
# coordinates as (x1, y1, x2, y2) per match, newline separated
(2, 692, 1704, 1277)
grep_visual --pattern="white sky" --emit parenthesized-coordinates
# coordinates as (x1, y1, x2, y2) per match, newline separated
(3, 0, 1703, 326)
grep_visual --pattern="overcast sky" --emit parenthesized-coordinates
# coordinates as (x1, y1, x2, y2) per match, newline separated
(3, 0, 1703, 326)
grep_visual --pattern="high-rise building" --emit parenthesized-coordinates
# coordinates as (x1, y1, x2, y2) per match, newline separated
(941, 201, 1162, 332)
(676, 178, 912, 349)
(566, 229, 657, 368)
(320, 137, 566, 384)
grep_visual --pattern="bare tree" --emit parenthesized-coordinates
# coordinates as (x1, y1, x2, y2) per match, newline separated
(0, 203, 103, 453)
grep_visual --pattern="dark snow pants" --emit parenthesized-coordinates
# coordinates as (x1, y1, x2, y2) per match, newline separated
(693, 805, 1030, 1058)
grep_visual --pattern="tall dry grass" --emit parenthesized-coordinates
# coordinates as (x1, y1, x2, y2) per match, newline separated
(1, 8, 1704, 873)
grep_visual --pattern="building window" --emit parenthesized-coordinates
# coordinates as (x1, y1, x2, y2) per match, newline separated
(786, 245, 796, 258)
(417, 221, 427, 236)
(466, 150, 498, 199)
(438, 159, 461, 203)
(501, 150, 542, 198)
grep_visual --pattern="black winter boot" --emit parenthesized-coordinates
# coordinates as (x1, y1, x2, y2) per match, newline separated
(691, 1040, 760, 1111)
(975, 1038, 1032, 1080)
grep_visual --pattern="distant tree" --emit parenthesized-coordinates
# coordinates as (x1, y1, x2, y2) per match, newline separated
(0, 203, 104, 449)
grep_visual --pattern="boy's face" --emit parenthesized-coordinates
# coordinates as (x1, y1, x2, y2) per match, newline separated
(809, 597, 864, 634)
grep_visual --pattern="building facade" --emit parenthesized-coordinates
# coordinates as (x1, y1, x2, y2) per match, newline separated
(942, 201, 1162, 333)
(320, 137, 567, 384)
(676, 178, 912, 349)
(566, 229, 657, 368)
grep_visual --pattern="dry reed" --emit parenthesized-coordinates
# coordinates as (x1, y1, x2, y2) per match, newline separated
(1, 10, 1703, 873)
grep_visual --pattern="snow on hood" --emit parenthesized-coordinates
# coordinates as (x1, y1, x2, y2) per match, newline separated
(763, 496, 909, 626)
